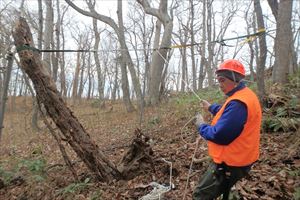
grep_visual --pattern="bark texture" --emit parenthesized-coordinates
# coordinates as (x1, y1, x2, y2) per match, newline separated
(13, 16, 155, 183)
(0, 53, 13, 141)
(254, 0, 267, 101)
(12, 17, 120, 182)
(272, 0, 294, 84)
(137, 0, 173, 105)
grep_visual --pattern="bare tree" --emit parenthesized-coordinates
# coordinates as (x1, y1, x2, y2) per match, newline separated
(37, 0, 43, 50)
(244, 5, 256, 81)
(267, 0, 279, 21)
(78, 51, 87, 100)
(272, 0, 296, 84)
(117, 0, 135, 112)
(65, 0, 141, 112)
(126, 2, 155, 123)
(189, 0, 198, 91)
(10, 66, 20, 112)
(197, 0, 238, 87)
(254, 0, 267, 101)
(13, 17, 122, 181)
(137, 0, 174, 105)
(173, 22, 189, 92)
(86, 51, 93, 99)
(29, 0, 44, 131)
(92, 18, 105, 106)
(126, 2, 154, 89)
(59, 9, 68, 97)
(111, 60, 119, 101)
(0, 53, 13, 142)
(72, 37, 82, 104)
(294, 3, 300, 67)
(206, 0, 214, 87)
(52, 0, 61, 83)
(14, 18, 155, 182)
(198, 0, 207, 89)
(44, 0, 54, 75)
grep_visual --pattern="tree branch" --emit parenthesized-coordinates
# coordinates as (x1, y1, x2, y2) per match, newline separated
(136, 0, 162, 22)
(64, 0, 119, 33)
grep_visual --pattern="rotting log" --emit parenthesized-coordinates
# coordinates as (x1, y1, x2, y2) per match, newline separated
(12, 17, 155, 182)
(12, 17, 120, 182)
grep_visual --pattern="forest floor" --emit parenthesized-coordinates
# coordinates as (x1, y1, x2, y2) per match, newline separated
(0, 95, 299, 200)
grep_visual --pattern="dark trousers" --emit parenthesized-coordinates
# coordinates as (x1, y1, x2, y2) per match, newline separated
(192, 162, 250, 200)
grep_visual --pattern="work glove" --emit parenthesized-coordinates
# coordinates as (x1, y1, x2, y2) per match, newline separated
(194, 113, 205, 128)
(200, 99, 211, 110)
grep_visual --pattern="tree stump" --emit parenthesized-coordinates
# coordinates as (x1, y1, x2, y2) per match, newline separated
(118, 129, 155, 179)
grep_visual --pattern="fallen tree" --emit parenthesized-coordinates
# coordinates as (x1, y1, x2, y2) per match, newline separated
(12, 17, 153, 182)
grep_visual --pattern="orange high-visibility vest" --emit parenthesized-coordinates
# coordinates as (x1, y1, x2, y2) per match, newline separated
(208, 87, 262, 166)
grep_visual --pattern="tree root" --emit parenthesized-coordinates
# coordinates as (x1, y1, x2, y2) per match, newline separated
(117, 129, 155, 180)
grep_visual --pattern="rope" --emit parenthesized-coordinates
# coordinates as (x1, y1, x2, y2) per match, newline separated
(180, 116, 197, 145)
(139, 158, 173, 200)
(162, 158, 173, 191)
(139, 182, 170, 200)
(156, 49, 206, 147)
(14, 29, 274, 53)
(16, 45, 94, 53)
(182, 138, 200, 200)
(156, 50, 203, 102)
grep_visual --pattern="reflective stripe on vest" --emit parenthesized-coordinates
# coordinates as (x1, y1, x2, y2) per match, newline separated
(208, 87, 262, 166)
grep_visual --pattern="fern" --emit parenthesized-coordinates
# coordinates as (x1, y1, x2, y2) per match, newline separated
(58, 178, 91, 196)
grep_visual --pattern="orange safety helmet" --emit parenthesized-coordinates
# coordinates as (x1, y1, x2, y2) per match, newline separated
(216, 59, 245, 77)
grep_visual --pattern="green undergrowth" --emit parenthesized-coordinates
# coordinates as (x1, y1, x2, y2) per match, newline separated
(169, 86, 223, 118)
(262, 72, 300, 133)
(0, 147, 47, 186)
(57, 178, 92, 197)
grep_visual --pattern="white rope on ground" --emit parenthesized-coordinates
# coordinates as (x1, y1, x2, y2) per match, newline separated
(161, 158, 173, 190)
(139, 158, 173, 200)
(139, 182, 170, 200)
(182, 138, 200, 200)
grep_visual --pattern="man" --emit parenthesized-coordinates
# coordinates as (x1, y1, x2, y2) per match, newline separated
(193, 59, 262, 200)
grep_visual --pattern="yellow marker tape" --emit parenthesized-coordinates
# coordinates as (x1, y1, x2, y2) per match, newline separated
(257, 28, 266, 33)
(239, 28, 266, 45)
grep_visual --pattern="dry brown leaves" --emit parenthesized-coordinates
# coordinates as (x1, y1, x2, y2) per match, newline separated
(0, 99, 299, 199)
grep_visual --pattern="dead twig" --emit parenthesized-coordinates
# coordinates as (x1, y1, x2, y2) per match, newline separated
(193, 156, 211, 164)
(39, 107, 79, 181)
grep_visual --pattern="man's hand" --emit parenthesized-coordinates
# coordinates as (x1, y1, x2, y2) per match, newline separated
(195, 113, 205, 127)
(200, 99, 211, 110)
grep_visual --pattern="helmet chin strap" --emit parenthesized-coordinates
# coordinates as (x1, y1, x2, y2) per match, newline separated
(231, 71, 242, 87)
(231, 71, 236, 83)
